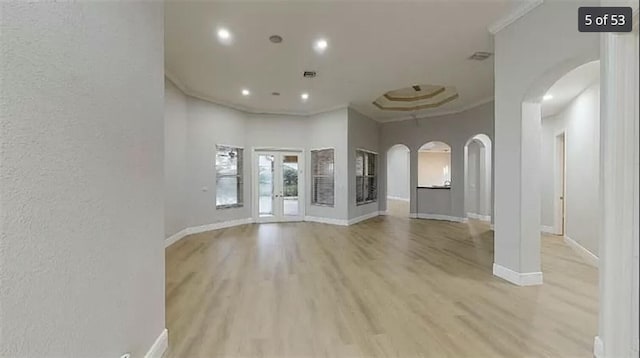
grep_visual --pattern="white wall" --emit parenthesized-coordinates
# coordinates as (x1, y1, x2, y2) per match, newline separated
(541, 83, 600, 255)
(0, 3, 165, 357)
(493, 0, 599, 276)
(386, 145, 410, 200)
(165, 79, 189, 238)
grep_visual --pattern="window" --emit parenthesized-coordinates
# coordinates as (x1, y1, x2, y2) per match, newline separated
(311, 149, 335, 206)
(356, 150, 377, 205)
(216, 145, 243, 208)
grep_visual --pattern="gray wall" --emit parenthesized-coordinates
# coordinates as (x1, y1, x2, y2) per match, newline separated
(186, 95, 250, 228)
(0, 3, 165, 357)
(379, 102, 494, 219)
(541, 82, 600, 255)
(386, 145, 410, 200)
(165, 79, 189, 237)
(348, 108, 381, 219)
(163, 84, 350, 231)
(493, 0, 599, 273)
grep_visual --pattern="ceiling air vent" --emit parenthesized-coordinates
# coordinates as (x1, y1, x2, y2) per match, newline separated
(468, 51, 493, 61)
(303, 71, 317, 78)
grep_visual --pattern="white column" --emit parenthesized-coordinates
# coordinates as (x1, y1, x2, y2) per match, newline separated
(596, 12, 638, 357)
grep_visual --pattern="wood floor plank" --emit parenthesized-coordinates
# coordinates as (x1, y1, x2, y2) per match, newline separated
(165, 209, 598, 358)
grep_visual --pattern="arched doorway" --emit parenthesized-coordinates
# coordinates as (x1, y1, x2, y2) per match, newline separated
(386, 144, 410, 217)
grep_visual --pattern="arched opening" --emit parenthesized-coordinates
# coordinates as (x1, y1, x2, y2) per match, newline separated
(464, 134, 492, 223)
(385, 144, 410, 217)
(418, 141, 451, 188)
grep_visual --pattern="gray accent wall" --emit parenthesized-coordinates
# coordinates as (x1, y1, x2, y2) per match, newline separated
(378, 102, 495, 219)
(348, 108, 381, 220)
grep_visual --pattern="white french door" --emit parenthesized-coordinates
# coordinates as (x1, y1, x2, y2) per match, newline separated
(253, 150, 304, 222)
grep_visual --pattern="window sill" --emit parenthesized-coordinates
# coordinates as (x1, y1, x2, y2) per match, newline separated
(216, 204, 244, 210)
(356, 200, 377, 206)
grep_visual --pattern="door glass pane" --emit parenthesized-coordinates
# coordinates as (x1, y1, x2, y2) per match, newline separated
(282, 155, 299, 216)
(258, 154, 274, 216)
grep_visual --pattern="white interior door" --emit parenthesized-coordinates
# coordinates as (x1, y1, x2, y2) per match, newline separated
(255, 151, 303, 222)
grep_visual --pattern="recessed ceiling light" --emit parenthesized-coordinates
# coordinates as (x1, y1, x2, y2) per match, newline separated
(543, 94, 553, 101)
(269, 35, 283, 44)
(313, 39, 328, 53)
(217, 27, 232, 44)
(242, 89, 250, 96)
(301, 93, 309, 100)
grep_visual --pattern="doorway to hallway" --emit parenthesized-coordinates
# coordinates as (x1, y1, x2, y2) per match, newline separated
(253, 150, 304, 223)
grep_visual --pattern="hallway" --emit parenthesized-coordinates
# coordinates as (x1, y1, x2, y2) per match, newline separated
(165, 218, 598, 357)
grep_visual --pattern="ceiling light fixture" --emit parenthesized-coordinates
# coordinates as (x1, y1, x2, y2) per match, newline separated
(313, 39, 328, 53)
(543, 94, 553, 101)
(301, 93, 309, 100)
(269, 35, 283, 44)
(242, 89, 250, 96)
(217, 27, 232, 44)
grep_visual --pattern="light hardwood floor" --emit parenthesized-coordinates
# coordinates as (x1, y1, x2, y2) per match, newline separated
(166, 214, 598, 357)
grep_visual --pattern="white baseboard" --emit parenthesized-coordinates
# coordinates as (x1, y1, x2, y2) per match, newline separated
(304, 215, 348, 226)
(490, 224, 494, 230)
(144, 328, 168, 358)
(564, 236, 599, 267)
(387, 196, 410, 202)
(466, 212, 491, 222)
(416, 213, 468, 223)
(379, 210, 389, 216)
(165, 228, 190, 248)
(409, 212, 418, 219)
(492, 263, 543, 286)
(593, 336, 603, 358)
(540, 225, 556, 235)
(165, 218, 254, 248)
(348, 211, 382, 225)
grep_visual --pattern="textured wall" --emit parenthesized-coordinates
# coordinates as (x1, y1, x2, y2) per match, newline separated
(0, 3, 165, 357)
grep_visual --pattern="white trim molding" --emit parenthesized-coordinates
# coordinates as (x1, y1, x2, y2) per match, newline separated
(540, 225, 556, 235)
(165, 218, 254, 248)
(467, 212, 491, 222)
(492, 263, 543, 286)
(304, 216, 348, 226)
(387, 196, 410, 202)
(564, 236, 599, 267)
(144, 329, 168, 358)
(348, 211, 382, 225)
(488, 0, 544, 34)
(593, 336, 604, 358)
(416, 213, 467, 223)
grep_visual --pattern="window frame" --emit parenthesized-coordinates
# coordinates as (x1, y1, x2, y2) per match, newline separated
(355, 149, 378, 206)
(215, 144, 244, 209)
(310, 148, 335, 207)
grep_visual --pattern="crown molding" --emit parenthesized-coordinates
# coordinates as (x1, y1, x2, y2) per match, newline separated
(165, 71, 348, 118)
(376, 96, 494, 123)
(488, 0, 544, 35)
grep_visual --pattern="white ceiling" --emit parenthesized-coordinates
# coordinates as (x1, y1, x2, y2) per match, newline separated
(165, 1, 518, 122)
(541, 60, 600, 118)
